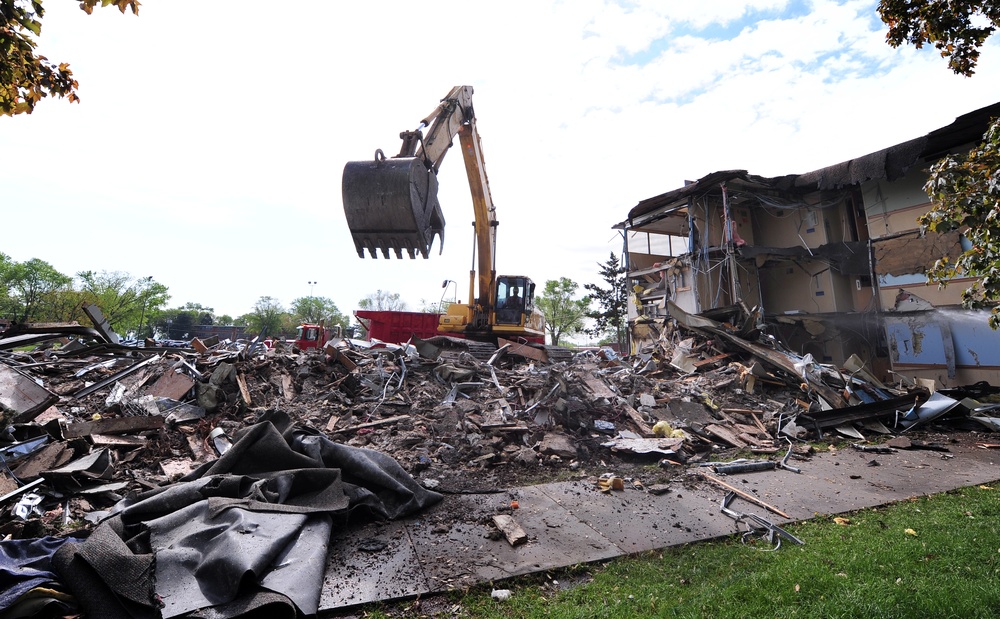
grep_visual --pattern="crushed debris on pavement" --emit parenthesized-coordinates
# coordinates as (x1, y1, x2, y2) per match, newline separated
(0, 307, 997, 617)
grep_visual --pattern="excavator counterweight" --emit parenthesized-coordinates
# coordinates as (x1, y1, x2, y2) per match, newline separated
(342, 151, 445, 259)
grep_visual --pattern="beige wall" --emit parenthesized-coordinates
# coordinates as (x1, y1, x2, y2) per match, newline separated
(691, 201, 756, 248)
(863, 176, 932, 238)
(759, 260, 857, 314)
(878, 278, 974, 310)
(692, 256, 761, 311)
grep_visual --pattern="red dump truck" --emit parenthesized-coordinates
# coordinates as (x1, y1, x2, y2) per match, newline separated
(354, 310, 442, 345)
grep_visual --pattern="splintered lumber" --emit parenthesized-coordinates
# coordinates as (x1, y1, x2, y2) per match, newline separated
(324, 344, 358, 371)
(704, 423, 748, 448)
(236, 372, 252, 406)
(335, 415, 409, 433)
(64, 415, 164, 438)
(91, 434, 147, 448)
(692, 353, 732, 368)
(700, 473, 790, 519)
(492, 514, 528, 546)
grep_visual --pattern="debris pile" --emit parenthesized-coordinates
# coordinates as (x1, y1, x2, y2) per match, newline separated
(1, 307, 997, 615)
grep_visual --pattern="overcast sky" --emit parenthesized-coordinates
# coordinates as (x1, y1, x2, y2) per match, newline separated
(3, 1, 998, 324)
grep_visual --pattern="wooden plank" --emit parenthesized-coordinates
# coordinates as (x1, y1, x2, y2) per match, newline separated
(700, 473, 791, 519)
(576, 369, 617, 399)
(92, 434, 147, 448)
(65, 415, 164, 438)
(324, 344, 358, 372)
(492, 514, 528, 546)
(621, 403, 655, 437)
(335, 415, 409, 433)
(692, 353, 732, 368)
(236, 372, 252, 406)
(704, 423, 748, 448)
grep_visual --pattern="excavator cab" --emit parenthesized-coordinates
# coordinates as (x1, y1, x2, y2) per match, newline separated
(342, 150, 446, 259)
(496, 276, 535, 325)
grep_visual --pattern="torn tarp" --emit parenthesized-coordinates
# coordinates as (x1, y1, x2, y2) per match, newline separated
(0, 536, 78, 614)
(53, 414, 443, 619)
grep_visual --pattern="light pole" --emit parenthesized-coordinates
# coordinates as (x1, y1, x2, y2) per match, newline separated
(307, 281, 319, 324)
(137, 276, 152, 341)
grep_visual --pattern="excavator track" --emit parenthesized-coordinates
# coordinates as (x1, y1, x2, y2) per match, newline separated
(421, 336, 573, 364)
(543, 345, 575, 364)
(421, 336, 499, 362)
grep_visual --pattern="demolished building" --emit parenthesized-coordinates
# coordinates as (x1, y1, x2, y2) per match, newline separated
(615, 101, 1000, 390)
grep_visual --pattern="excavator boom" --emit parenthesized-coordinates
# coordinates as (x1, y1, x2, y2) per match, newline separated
(341, 86, 546, 344)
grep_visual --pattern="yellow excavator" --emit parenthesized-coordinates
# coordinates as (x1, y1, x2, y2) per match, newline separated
(342, 85, 547, 346)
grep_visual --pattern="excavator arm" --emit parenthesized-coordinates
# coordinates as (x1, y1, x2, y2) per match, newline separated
(342, 85, 498, 312)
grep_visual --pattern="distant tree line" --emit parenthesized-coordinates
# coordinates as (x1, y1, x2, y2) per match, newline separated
(0, 253, 353, 341)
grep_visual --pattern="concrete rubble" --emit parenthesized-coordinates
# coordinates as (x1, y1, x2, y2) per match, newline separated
(0, 309, 998, 617)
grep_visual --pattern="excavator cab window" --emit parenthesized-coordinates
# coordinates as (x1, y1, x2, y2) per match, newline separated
(496, 277, 530, 325)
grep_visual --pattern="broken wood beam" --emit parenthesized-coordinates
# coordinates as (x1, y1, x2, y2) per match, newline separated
(699, 473, 791, 519)
(334, 415, 409, 434)
(64, 415, 164, 438)
(236, 372, 252, 406)
(91, 434, 147, 448)
(621, 402, 654, 437)
(704, 423, 748, 448)
(324, 343, 358, 372)
(692, 353, 732, 368)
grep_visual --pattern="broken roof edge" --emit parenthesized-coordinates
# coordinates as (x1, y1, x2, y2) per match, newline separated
(620, 101, 1000, 223)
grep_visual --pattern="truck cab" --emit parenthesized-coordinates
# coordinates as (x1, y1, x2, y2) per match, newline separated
(295, 323, 341, 350)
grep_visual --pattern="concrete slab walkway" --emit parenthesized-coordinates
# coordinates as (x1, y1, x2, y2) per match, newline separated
(319, 442, 999, 614)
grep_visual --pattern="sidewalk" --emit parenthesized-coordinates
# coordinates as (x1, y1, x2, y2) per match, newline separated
(318, 441, 999, 613)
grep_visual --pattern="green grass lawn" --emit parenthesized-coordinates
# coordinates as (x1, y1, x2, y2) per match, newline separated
(362, 484, 1000, 619)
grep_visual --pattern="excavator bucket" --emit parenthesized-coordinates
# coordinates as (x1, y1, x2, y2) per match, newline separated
(342, 153, 446, 259)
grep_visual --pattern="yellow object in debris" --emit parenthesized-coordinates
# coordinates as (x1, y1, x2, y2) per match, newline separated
(597, 474, 626, 493)
(652, 420, 673, 437)
(833, 517, 851, 526)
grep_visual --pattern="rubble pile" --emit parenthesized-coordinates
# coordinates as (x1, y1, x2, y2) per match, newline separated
(3, 312, 998, 546)
(2, 310, 999, 617)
